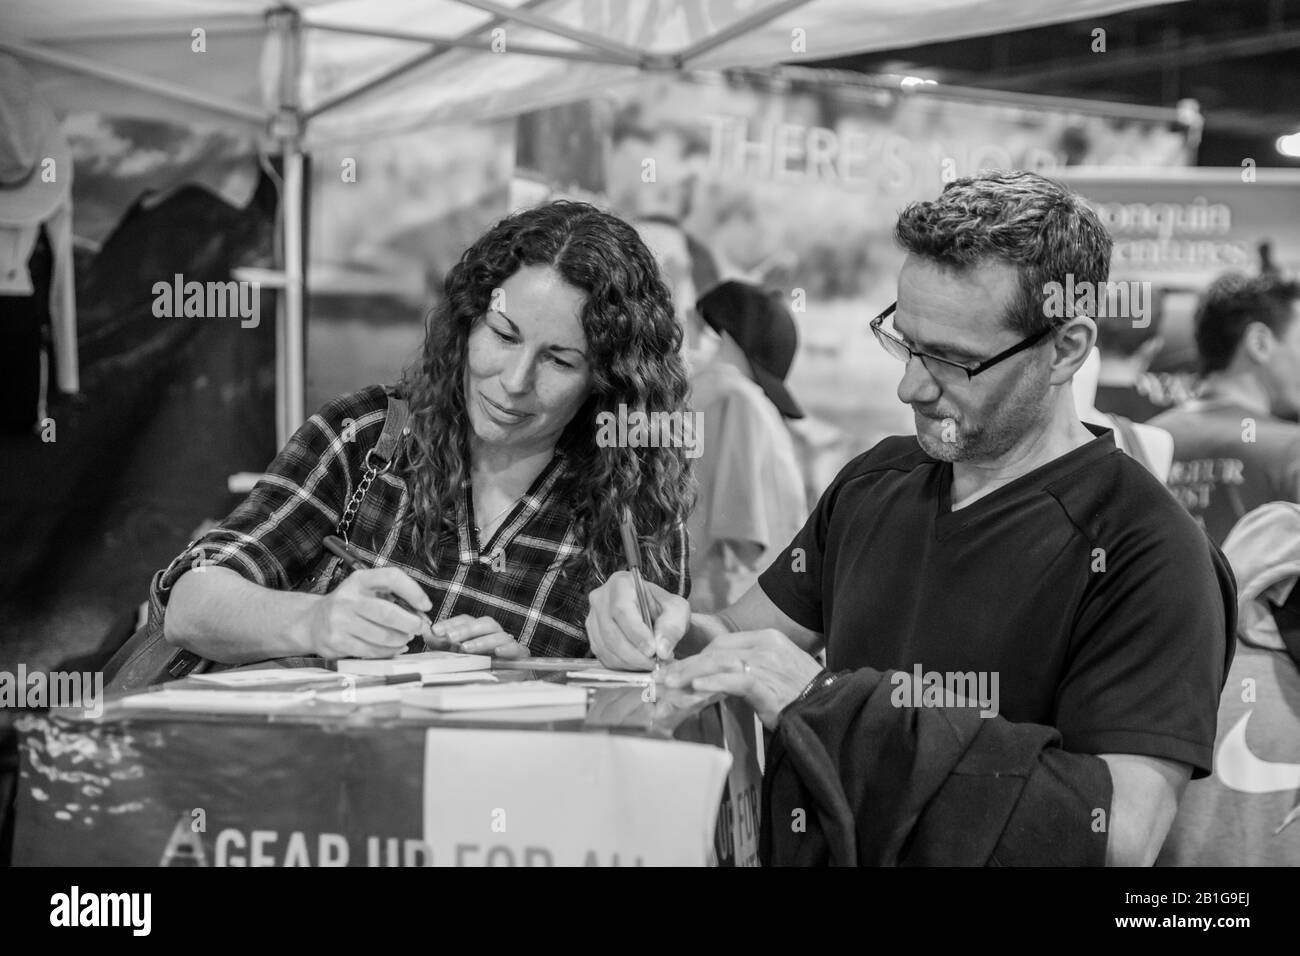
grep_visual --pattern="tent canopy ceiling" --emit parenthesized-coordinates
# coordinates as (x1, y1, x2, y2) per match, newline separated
(4, 0, 1180, 146)
(2, 0, 1180, 442)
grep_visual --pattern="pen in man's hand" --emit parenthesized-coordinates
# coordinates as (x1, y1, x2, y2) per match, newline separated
(618, 507, 664, 679)
(322, 535, 432, 651)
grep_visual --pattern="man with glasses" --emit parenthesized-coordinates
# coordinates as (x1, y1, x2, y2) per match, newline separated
(587, 171, 1234, 866)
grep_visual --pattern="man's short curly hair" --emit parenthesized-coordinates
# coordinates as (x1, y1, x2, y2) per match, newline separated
(894, 170, 1113, 337)
(1194, 272, 1300, 374)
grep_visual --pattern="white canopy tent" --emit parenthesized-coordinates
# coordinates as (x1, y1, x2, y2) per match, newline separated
(1, 0, 1178, 445)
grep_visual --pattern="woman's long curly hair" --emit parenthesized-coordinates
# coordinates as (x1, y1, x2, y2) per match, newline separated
(396, 200, 695, 591)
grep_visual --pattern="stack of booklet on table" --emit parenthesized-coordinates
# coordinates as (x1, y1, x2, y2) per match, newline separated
(336, 651, 491, 677)
(113, 654, 589, 716)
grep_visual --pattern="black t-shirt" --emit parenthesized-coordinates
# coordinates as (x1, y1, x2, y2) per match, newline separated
(758, 424, 1235, 777)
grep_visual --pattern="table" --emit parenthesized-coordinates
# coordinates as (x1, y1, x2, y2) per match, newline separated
(11, 665, 762, 866)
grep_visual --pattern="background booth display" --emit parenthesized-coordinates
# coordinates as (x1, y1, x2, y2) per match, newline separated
(516, 68, 1194, 472)
(1062, 167, 1300, 375)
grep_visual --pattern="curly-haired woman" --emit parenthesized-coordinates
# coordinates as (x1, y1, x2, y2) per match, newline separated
(157, 201, 693, 664)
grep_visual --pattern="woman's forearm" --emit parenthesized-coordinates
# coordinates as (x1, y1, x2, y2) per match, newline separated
(677, 611, 734, 656)
(164, 567, 319, 664)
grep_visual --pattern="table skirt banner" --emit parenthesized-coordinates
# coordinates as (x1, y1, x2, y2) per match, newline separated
(11, 709, 735, 866)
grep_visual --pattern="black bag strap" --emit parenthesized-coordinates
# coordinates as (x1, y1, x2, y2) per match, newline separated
(336, 396, 410, 544)
(371, 395, 412, 465)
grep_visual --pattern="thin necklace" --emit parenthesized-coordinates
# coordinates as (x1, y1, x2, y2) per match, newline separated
(470, 453, 555, 536)
(474, 496, 519, 535)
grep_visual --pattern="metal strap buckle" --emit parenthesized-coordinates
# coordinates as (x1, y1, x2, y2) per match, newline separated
(364, 447, 397, 474)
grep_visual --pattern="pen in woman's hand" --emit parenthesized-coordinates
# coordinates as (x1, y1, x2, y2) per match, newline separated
(618, 508, 664, 676)
(322, 535, 433, 649)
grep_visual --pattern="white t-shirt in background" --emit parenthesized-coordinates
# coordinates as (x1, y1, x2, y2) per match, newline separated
(687, 360, 808, 613)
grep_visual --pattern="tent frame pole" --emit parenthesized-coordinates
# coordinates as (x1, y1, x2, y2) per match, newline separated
(308, 22, 633, 66)
(280, 150, 306, 447)
(269, 8, 306, 447)
(306, 0, 556, 120)
(21, 18, 266, 43)
(453, 0, 644, 65)
(0, 38, 266, 124)
(675, 0, 817, 65)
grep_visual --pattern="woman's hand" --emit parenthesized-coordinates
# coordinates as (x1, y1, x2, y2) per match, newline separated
(585, 571, 690, 670)
(429, 614, 531, 659)
(300, 567, 432, 659)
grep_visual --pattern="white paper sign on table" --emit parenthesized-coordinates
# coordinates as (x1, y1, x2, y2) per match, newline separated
(423, 729, 731, 866)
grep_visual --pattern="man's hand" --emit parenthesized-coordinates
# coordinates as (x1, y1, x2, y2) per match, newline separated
(586, 571, 690, 670)
(663, 629, 824, 728)
(300, 567, 431, 659)
(428, 614, 531, 659)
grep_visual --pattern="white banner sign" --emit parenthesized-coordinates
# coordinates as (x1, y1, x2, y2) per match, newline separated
(423, 729, 732, 866)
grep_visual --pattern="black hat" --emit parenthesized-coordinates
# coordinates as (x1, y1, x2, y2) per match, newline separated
(696, 281, 804, 419)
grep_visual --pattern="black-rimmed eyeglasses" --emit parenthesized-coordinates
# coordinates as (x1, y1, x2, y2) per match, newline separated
(870, 302, 1054, 381)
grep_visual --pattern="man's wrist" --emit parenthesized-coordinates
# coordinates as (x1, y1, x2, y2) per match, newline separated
(795, 667, 847, 704)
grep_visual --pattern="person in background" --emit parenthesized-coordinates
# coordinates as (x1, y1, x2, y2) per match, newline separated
(632, 214, 728, 366)
(1159, 501, 1300, 865)
(694, 185, 789, 284)
(634, 216, 811, 611)
(157, 201, 691, 664)
(589, 171, 1234, 866)
(0, 55, 76, 434)
(1150, 273, 1300, 544)
(1092, 294, 1168, 422)
(687, 281, 808, 613)
(1073, 346, 1174, 481)
(634, 216, 709, 362)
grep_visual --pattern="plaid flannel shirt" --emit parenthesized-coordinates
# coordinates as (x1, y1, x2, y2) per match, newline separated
(155, 385, 690, 658)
